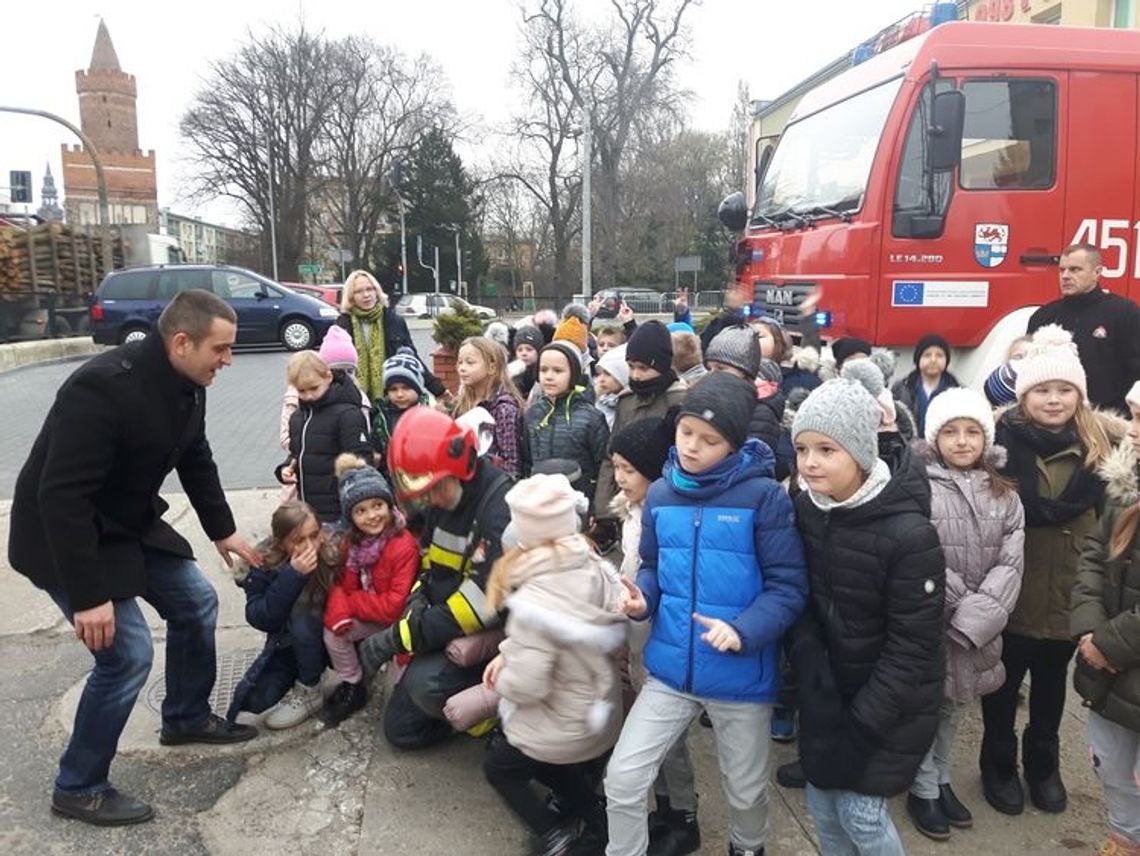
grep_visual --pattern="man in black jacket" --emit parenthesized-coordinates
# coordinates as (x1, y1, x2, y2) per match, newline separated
(1027, 243, 1140, 414)
(8, 290, 261, 826)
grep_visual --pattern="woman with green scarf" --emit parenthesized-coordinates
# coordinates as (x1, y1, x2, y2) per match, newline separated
(334, 270, 445, 403)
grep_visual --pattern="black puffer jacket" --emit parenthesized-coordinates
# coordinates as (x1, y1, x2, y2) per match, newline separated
(749, 392, 787, 481)
(281, 374, 371, 522)
(789, 444, 946, 796)
(526, 386, 611, 499)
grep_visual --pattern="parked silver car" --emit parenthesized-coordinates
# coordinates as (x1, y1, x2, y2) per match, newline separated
(394, 293, 497, 320)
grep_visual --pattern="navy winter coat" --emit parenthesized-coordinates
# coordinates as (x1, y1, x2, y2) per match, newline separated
(525, 386, 611, 499)
(637, 439, 808, 702)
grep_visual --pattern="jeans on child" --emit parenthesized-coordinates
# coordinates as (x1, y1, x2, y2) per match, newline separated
(804, 785, 905, 856)
(46, 551, 219, 794)
(605, 677, 772, 856)
(1089, 711, 1140, 844)
(911, 699, 962, 799)
(324, 619, 386, 684)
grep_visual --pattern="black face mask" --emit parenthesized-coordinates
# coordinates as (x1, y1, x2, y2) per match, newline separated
(629, 370, 677, 398)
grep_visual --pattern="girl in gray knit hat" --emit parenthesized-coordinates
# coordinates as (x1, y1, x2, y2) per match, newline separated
(788, 378, 946, 856)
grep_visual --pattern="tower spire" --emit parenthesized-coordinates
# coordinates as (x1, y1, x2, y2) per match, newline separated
(89, 18, 121, 72)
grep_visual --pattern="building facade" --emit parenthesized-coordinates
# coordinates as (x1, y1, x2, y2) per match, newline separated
(162, 211, 260, 268)
(61, 20, 159, 228)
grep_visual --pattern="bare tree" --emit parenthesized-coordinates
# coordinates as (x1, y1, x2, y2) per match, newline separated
(314, 39, 453, 272)
(729, 80, 751, 195)
(181, 24, 344, 277)
(524, 0, 696, 287)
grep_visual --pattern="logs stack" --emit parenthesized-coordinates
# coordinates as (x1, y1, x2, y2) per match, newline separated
(0, 223, 123, 294)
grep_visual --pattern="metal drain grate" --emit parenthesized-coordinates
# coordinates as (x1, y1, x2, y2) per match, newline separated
(144, 647, 263, 715)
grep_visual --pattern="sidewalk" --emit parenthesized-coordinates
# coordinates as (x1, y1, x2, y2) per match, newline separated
(0, 490, 1110, 855)
(0, 336, 107, 375)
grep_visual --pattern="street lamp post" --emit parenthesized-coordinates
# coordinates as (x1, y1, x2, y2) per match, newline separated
(442, 223, 462, 297)
(581, 105, 592, 299)
(394, 191, 409, 294)
(0, 105, 113, 274)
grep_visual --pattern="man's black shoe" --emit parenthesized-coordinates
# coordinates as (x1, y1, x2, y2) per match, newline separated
(906, 793, 951, 841)
(160, 713, 258, 746)
(52, 787, 154, 826)
(320, 680, 367, 728)
(938, 783, 973, 828)
(776, 760, 806, 789)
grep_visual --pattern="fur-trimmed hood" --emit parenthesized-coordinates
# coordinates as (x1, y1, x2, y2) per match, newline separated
(1100, 439, 1140, 506)
(913, 438, 1009, 470)
(994, 403, 1130, 445)
(789, 345, 821, 373)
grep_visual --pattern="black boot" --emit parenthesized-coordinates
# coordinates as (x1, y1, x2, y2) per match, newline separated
(906, 793, 951, 841)
(320, 680, 367, 727)
(647, 794, 671, 844)
(1023, 728, 1067, 813)
(937, 783, 973, 829)
(532, 821, 580, 856)
(647, 806, 700, 856)
(776, 759, 806, 789)
(980, 733, 1023, 815)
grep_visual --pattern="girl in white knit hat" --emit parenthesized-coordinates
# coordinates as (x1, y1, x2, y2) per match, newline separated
(907, 387, 1025, 840)
(481, 473, 627, 856)
(981, 324, 1122, 817)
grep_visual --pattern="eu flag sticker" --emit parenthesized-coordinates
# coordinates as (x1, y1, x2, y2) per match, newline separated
(892, 281, 925, 306)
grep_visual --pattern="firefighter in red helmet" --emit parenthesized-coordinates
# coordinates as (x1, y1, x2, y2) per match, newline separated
(359, 406, 512, 749)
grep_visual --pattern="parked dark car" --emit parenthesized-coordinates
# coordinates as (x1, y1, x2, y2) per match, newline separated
(90, 265, 339, 350)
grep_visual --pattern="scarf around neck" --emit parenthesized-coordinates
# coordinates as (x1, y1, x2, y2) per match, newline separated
(629, 370, 678, 399)
(1000, 416, 1104, 526)
(345, 510, 406, 591)
(804, 457, 892, 511)
(349, 303, 386, 401)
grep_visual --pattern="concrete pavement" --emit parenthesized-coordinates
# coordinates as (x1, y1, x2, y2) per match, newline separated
(0, 487, 1114, 855)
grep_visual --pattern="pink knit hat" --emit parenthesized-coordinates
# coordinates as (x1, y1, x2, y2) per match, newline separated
(319, 325, 358, 371)
(504, 473, 586, 548)
(1014, 324, 1087, 400)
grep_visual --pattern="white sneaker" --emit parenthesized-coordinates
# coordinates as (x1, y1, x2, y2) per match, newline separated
(264, 681, 323, 730)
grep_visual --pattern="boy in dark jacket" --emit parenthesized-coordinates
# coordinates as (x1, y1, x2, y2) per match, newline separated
(525, 341, 610, 500)
(607, 371, 808, 856)
(371, 348, 430, 478)
(789, 376, 945, 856)
(890, 333, 960, 437)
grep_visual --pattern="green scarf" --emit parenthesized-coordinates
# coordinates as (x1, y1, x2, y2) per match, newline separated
(349, 304, 386, 400)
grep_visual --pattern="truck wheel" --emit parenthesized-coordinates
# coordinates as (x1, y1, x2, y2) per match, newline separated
(280, 319, 314, 351)
(120, 324, 150, 344)
(49, 316, 73, 337)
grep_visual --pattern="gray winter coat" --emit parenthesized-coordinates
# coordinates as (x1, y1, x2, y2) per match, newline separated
(525, 386, 611, 499)
(1071, 439, 1140, 731)
(917, 441, 1026, 704)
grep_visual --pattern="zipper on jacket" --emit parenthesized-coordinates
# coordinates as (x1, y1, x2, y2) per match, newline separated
(298, 408, 312, 501)
(686, 505, 703, 693)
(822, 511, 839, 628)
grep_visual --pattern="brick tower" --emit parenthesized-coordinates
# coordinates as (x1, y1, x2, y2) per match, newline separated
(61, 19, 158, 228)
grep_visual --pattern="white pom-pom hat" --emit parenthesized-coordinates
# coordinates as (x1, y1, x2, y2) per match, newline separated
(924, 387, 996, 448)
(1014, 324, 1087, 401)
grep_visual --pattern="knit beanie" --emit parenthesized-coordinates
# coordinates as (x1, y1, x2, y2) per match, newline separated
(561, 302, 592, 326)
(514, 324, 544, 354)
(484, 321, 511, 351)
(923, 387, 996, 448)
(679, 372, 756, 450)
(318, 324, 358, 372)
(705, 325, 762, 380)
(757, 358, 783, 384)
(553, 315, 589, 353)
(540, 340, 584, 389)
(792, 378, 882, 473)
(336, 454, 393, 523)
(1014, 324, 1088, 400)
(667, 321, 694, 334)
(984, 360, 1020, 407)
(626, 320, 673, 374)
(608, 408, 678, 482)
(831, 337, 872, 369)
(597, 343, 630, 389)
(383, 347, 426, 396)
(1127, 381, 1140, 411)
(841, 359, 897, 433)
(914, 333, 951, 368)
(505, 473, 586, 548)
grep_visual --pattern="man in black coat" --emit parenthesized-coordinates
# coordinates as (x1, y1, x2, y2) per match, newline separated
(8, 290, 261, 826)
(1027, 243, 1140, 414)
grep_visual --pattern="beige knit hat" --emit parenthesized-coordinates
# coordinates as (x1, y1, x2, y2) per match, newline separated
(1014, 324, 1088, 400)
(504, 473, 587, 549)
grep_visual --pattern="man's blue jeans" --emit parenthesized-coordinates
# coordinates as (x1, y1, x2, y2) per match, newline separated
(47, 550, 220, 794)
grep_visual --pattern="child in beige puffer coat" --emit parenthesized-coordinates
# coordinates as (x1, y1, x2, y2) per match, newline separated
(481, 473, 627, 856)
(908, 388, 1025, 841)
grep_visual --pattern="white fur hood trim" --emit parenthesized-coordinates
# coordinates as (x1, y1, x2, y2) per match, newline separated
(1101, 439, 1140, 505)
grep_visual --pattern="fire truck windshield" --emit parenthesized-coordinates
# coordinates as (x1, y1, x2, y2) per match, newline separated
(756, 76, 903, 225)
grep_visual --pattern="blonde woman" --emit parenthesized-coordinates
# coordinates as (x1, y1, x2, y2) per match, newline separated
(335, 270, 444, 402)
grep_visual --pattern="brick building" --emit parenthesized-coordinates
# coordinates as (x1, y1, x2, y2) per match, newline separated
(61, 19, 159, 228)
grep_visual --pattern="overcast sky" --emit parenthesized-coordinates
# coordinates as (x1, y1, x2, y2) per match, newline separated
(1, 0, 924, 226)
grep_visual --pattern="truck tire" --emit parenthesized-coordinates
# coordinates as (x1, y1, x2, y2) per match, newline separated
(49, 316, 73, 337)
(280, 318, 314, 351)
(120, 324, 150, 344)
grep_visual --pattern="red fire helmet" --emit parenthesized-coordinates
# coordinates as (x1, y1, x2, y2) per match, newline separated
(387, 405, 478, 501)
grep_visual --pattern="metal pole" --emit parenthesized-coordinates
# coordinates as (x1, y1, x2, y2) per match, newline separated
(434, 245, 441, 293)
(454, 229, 462, 298)
(0, 105, 112, 274)
(266, 100, 279, 281)
(397, 193, 409, 293)
(581, 105, 592, 298)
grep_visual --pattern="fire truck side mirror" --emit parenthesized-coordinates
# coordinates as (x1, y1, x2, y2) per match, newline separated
(718, 192, 749, 232)
(928, 90, 965, 172)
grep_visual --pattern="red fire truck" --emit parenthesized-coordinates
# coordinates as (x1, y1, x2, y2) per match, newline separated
(720, 20, 1140, 384)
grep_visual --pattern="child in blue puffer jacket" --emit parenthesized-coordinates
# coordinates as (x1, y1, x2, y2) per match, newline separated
(606, 371, 808, 856)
